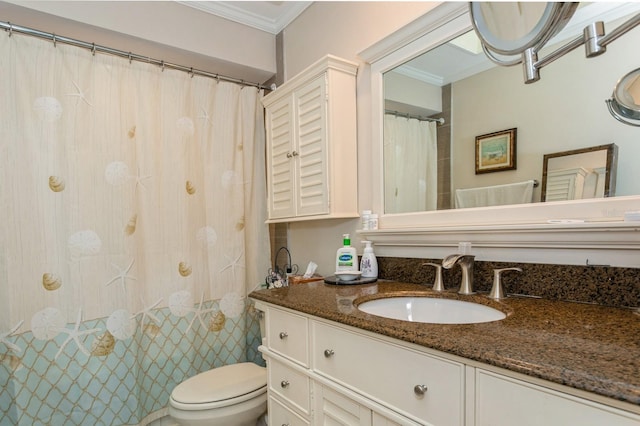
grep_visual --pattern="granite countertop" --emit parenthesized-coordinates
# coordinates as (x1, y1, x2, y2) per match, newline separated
(249, 280, 640, 409)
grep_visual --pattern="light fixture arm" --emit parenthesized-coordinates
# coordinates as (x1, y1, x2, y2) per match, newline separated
(523, 32, 584, 83)
(598, 12, 640, 48)
(522, 12, 640, 84)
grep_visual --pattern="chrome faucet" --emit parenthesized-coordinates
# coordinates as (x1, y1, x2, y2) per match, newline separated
(488, 267, 522, 299)
(442, 254, 475, 294)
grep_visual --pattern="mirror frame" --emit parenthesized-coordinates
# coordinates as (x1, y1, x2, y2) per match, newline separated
(541, 143, 618, 202)
(358, 2, 640, 268)
(607, 67, 640, 126)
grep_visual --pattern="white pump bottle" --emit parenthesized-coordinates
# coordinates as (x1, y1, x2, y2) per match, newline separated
(360, 241, 378, 278)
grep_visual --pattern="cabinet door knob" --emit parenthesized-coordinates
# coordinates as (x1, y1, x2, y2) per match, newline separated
(291, 150, 299, 157)
(414, 384, 428, 396)
(279, 331, 288, 339)
(280, 380, 290, 388)
(286, 152, 293, 158)
(324, 349, 335, 358)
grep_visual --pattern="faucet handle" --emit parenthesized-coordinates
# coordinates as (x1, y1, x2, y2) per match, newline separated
(488, 267, 522, 299)
(422, 262, 445, 291)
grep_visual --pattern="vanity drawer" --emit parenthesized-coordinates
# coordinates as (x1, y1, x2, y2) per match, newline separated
(312, 320, 465, 426)
(267, 307, 309, 366)
(475, 369, 640, 426)
(268, 357, 311, 415)
(269, 396, 310, 426)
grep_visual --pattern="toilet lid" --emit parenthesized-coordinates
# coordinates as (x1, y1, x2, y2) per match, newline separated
(171, 362, 267, 405)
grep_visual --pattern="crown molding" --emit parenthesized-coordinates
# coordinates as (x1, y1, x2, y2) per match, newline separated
(178, 1, 312, 34)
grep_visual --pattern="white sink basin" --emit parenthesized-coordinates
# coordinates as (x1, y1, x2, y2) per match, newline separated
(357, 296, 506, 324)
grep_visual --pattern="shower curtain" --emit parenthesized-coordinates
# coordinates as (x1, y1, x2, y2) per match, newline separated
(384, 114, 438, 213)
(0, 31, 271, 425)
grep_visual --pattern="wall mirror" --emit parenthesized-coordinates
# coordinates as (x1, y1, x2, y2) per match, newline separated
(359, 2, 640, 254)
(607, 67, 640, 126)
(541, 144, 618, 202)
(369, 2, 640, 220)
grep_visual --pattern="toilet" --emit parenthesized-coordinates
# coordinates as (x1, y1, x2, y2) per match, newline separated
(168, 362, 267, 426)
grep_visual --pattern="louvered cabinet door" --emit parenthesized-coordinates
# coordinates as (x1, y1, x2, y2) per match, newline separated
(293, 75, 329, 217)
(266, 95, 296, 219)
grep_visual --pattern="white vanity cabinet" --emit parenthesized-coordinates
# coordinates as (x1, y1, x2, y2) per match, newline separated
(262, 55, 358, 222)
(312, 320, 464, 426)
(269, 395, 310, 426)
(255, 301, 640, 426)
(266, 306, 309, 367)
(474, 369, 640, 426)
(258, 302, 451, 426)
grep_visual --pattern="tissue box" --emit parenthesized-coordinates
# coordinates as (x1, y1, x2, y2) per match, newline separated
(289, 275, 324, 285)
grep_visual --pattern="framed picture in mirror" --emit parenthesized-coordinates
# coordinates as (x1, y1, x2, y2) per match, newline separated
(475, 128, 517, 174)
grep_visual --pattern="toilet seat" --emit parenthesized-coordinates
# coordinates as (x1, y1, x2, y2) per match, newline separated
(170, 362, 267, 411)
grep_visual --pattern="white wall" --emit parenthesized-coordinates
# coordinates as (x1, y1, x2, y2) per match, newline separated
(0, 1, 276, 83)
(282, 2, 438, 276)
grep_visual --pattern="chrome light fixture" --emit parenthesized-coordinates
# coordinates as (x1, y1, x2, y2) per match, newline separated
(470, 2, 640, 84)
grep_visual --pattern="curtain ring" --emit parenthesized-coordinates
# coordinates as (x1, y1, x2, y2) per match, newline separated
(189, 67, 194, 78)
(91, 43, 96, 56)
(215, 74, 220, 84)
(52, 34, 57, 47)
(8, 22, 13, 37)
(128, 52, 132, 64)
(160, 60, 165, 72)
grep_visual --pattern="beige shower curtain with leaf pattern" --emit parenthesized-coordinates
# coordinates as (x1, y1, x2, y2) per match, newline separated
(0, 31, 270, 424)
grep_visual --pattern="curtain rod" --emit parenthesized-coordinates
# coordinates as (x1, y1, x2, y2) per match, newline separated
(385, 109, 445, 125)
(0, 20, 269, 90)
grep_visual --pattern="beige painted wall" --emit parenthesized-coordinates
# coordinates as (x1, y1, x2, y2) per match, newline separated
(1, 0, 437, 277)
(0, 0, 276, 83)
(451, 23, 640, 200)
(282, 2, 438, 276)
(385, 72, 442, 115)
(281, 1, 436, 79)
(282, 3, 640, 274)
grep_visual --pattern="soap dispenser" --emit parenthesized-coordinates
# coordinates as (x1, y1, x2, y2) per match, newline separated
(336, 234, 358, 272)
(360, 241, 378, 278)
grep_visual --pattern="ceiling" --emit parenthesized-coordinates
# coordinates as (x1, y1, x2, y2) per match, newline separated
(178, 1, 312, 34)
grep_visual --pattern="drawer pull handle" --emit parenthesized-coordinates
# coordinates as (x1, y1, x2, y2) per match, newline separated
(324, 349, 335, 358)
(414, 384, 428, 396)
(279, 331, 288, 339)
(280, 380, 290, 388)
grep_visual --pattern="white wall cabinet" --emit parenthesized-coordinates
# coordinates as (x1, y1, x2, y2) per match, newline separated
(262, 55, 358, 222)
(256, 301, 640, 426)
